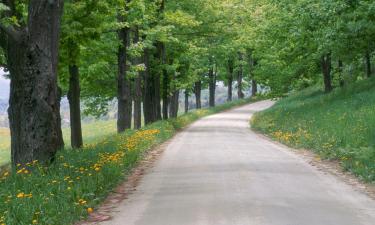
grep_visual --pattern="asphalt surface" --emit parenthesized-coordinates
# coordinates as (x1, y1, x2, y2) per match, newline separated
(100, 100, 375, 225)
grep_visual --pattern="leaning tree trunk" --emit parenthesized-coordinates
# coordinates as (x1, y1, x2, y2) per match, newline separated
(194, 80, 202, 109)
(321, 53, 333, 93)
(184, 90, 189, 113)
(227, 59, 234, 102)
(133, 27, 142, 129)
(3, 0, 65, 165)
(208, 66, 216, 107)
(68, 64, 83, 149)
(365, 52, 372, 78)
(117, 15, 132, 132)
(237, 53, 245, 99)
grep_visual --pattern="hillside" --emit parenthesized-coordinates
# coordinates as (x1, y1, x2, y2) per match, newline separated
(252, 79, 375, 182)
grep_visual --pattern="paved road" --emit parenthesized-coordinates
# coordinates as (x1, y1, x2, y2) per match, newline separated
(101, 100, 375, 225)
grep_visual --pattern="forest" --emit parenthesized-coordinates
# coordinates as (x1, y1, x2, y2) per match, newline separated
(0, 0, 375, 224)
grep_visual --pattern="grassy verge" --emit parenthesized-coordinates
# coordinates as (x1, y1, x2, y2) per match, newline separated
(251, 78, 375, 183)
(0, 97, 260, 225)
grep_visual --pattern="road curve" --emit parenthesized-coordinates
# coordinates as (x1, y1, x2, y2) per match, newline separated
(100, 100, 375, 225)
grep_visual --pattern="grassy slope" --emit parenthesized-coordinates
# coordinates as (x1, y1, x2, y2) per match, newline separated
(0, 97, 261, 225)
(252, 78, 375, 182)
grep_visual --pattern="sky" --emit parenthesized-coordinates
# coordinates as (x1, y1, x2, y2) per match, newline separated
(0, 68, 10, 100)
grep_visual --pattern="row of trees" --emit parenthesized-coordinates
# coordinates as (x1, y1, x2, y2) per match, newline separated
(0, 0, 374, 166)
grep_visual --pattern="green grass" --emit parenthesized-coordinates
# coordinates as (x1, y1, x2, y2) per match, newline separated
(251, 78, 375, 183)
(0, 120, 118, 167)
(0, 97, 260, 225)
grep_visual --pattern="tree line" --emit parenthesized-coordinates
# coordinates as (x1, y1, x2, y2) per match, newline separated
(0, 0, 374, 166)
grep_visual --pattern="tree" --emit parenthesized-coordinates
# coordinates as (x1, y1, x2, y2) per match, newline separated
(0, 0, 64, 165)
(59, 0, 110, 148)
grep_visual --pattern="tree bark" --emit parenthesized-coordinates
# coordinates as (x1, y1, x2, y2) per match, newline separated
(208, 66, 216, 107)
(133, 27, 142, 129)
(154, 42, 163, 121)
(4, 0, 65, 165)
(184, 90, 189, 113)
(117, 13, 132, 132)
(251, 80, 258, 96)
(169, 90, 179, 118)
(161, 48, 169, 120)
(321, 53, 333, 93)
(237, 53, 245, 99)
(67, 65, 83, 149)
(227, 59, 234, 102)
(365, 52, 372, 78)
(194, 80, 202, 109)
(247, 49, 258, 96)
(143, 48, 156, 125)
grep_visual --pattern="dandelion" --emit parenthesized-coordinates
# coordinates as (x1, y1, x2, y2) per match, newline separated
(87, 208, 93, 214)
(32, 219, 38, 224)
(78, 199, 87, 205)
(16, 192, 25, 198)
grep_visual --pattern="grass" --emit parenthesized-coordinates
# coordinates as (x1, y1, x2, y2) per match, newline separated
(0, 97, 261, 225)
(251, 78, 375, 183)
(0, 120, 118, 167)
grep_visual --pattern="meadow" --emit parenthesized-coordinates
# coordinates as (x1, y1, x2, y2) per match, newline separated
(0, 98, 259, 225)
(0, 120, 118, 166)
(251, 78, 375, 182)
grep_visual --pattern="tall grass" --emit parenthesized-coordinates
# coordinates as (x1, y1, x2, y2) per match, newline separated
(251, 78, 375, 182)
(0, 97, 259, 225)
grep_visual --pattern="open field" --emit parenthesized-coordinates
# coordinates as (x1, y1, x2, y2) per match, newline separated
(252, 78, 375, 182)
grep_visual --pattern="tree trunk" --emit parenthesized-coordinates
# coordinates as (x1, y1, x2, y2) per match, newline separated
(162, 53, 169, 120)
(227, 59, 234, 102)
(321, 53, 333, 93)
(4, 0, 65, 165)
(133, 27, 142, 129)
(209, 66, 216, 107)
(194, 81, 202, 109)
(67, 65, 83, 149)
(117, 14, 132, 132)
(169, 90, 179, 118)
(154, 42, 163, 121)
(237, 53, 245, 99)
(252, 79, 258, 96)
(365, 52, 372, 78)
(162, 74, 169, 120)
(338, 60, 344, 87)
(247, 49, 258, 96)
(184, 90, 189, 113)
(143, 48, 156, 125)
